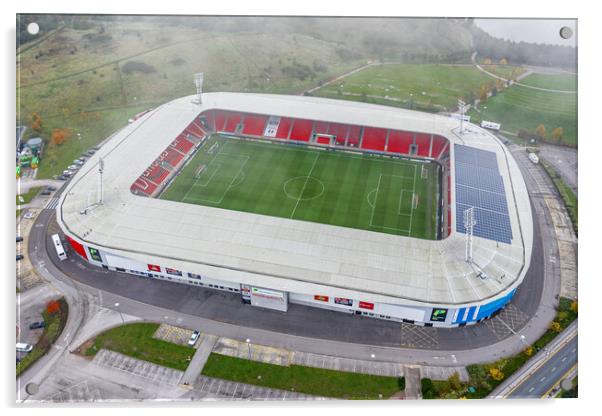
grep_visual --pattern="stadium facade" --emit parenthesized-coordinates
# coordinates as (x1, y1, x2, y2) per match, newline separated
(56, 93, 533, 328)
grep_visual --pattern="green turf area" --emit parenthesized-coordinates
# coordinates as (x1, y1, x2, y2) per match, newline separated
(161, 136, 439, 240)
(469, 73, 577, 145)
(16, 186, 42, 205)
(202, 353, 403, 399)
(313, 63, 520, 111)
(518, 73, 576, 92)
(83, 323, 195, 371)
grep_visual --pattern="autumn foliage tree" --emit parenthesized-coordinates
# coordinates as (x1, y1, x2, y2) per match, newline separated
(551, 127, 564, 143)
(31, 113, 43, 132)
(535, 124, 546, 139)
(46, 299, 61, 314)
(483, 58, 492, 65)
(489, 367, 504, 381)
(550, 321, 562, 332)
(499, 58, 508, 65)
(51, 128, 71, 146)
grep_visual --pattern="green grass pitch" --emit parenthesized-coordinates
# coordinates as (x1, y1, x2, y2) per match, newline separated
(160, 135, 440, 240)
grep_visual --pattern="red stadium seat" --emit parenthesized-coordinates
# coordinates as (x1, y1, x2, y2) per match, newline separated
(164, 147, 185, 167)
(185, 121, 206, 138)
(416, 133, 431, 157)
(202, 110, 215, 132)
(224, 112, 243, 133)
(289, 119, 313, 142)
(387, 130, 413, 155)
(430, 135, 448, 159)
(144, 164, 170, 184)
(214, 111, 227, 131)
(314, 121, 330, 135)
(242, 114, 267, 136)
(275, 117, 292, 139)
(361, 127, 387, 151)
(132, 177, 158, 195)
(171, 135, 195, 153)
(328, 123, 349, 145)
(347, 125, 361, 147)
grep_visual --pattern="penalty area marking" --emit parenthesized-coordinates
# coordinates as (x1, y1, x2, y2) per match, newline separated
(369, 172, 416, 234)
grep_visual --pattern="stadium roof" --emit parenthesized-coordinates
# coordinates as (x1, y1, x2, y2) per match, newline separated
(58, 93, 533, 307)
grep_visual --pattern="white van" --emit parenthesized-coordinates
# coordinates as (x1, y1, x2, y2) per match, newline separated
(16, 343, 33, 353)
(528, 153, 539, 164)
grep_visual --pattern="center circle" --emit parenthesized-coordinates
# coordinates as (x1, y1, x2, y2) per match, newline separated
(283, 176, 325, 201)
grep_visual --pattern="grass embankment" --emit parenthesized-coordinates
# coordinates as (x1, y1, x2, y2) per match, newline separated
(468, 73, 577, 146)
(540, 158, 578, 234)
(17, 298, 69, 377)
(83, 322, 195, 371)
(202, 353, 403, 399)
(421, 298, 578, 399)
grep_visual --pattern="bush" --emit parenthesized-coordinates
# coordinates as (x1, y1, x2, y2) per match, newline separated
(421, 378, 436, 399)
(122, 61, 157, 74)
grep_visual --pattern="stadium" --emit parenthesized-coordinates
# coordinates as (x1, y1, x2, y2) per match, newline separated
(56, 92, 533, 328)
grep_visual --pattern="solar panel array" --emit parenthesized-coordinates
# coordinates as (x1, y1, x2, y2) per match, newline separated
(454, 144, 512, 244)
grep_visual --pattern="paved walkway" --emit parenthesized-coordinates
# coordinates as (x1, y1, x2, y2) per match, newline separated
(403, 366, 422, 400)
(180, 334, 218, 386)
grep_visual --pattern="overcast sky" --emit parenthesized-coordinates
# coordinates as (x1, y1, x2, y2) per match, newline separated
(474, 19, 577, 47)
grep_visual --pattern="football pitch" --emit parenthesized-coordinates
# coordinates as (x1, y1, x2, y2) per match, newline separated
(160, 135, 440, 239)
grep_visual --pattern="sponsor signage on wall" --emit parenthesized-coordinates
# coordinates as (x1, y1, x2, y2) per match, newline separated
(187, 272, 202, 280)
(250, 286, 288, 312)
(165, 268, 182, 276)
(359, 301, 374, 310)
(334, 297, 353, 307)
(148, 264, 161, 272)
(88, 247, 102, 262)
(314, 295, 329, 302)
(430, 308, 448, 322)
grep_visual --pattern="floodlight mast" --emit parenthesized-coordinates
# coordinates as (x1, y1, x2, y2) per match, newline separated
(463, 207, 476, 263)
(194, 73, 204, 104)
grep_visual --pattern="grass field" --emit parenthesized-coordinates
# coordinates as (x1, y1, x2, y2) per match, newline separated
(84, 323, 195, 371)
(161, 136, 439, 240)
(313, 63, 520, 111)
(469, 73, 577, 145)
(202, 353, 403, 399)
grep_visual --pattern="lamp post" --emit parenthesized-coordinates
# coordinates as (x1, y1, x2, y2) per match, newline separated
(115, 302, 125, 325)
(76, 133, 83, 154)
(245, 338, 251, 360)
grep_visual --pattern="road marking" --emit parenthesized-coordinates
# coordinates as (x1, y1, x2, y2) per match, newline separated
(528, 387, 535, 393)
(540, 376, 546, 382)
(551, 367, 557, 372)
(561, 357, 567, 362)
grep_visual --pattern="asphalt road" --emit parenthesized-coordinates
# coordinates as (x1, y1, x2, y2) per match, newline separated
(539, 144, 578, 195)
(508, 334, 577, 398)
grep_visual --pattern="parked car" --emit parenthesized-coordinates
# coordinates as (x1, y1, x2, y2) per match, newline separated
(23, 211, 36, 219)
(62, 170, 73, 177)
(86, 149, 96, 156)
(16, 254, 24, 261)
(41, 190, 51, 196)
(46, 186, 57, 192)
(16, 343, 33, 353)
(29, 321, 46, 330)
(16, 236, 23, 242)
(74, 160, 84, 166)
(67, 165, 79, 171)
(57, 175, 67, 181)
(187, 330, 200, 346)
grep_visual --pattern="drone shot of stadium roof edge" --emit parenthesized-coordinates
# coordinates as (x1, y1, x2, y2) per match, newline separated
(14, 13, 578, 404)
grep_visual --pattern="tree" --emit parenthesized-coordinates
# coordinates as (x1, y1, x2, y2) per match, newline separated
(479, 84, 489, 102)
(31, 113, 42, 132)
(448, 372, 462, 391)
(570, 300, 578, 313)
(51, 128, 71, 146)
(552, 127, 564, 142)
(550, 321, 562, 332)
(46, 300, 60, 314)
(483, 58, 492, 65)
(535, 124, 546, 139)
(489, 367, 504, 381)
(524, 346, 535, 357)
(499, 58, 508, 65)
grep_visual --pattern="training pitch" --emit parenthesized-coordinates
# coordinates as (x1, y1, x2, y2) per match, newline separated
(160, 135, 440, 239)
